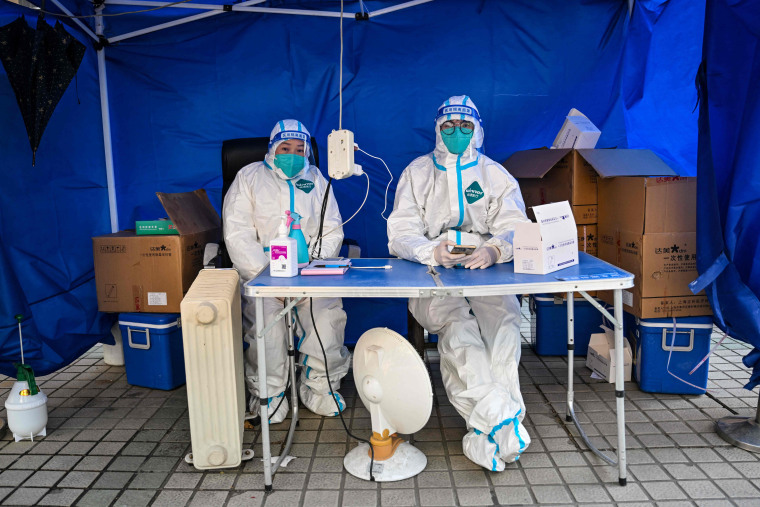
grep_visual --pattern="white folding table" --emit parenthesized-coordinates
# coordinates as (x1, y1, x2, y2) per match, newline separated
(244, 252, 634, 490)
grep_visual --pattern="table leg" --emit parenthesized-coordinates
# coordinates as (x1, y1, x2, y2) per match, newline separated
(256, 297, 273, 491)
(272, 299, 299, 474)
(614, 289, 628, 486)
(566, 292, 574, 422)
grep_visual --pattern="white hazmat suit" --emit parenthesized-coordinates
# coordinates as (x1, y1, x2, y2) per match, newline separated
(387, 96, 532, 471)
(223, 120, 351, 423)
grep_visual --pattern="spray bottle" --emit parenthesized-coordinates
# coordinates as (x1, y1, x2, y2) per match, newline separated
(286, 211, 310, 268)
(269, 215, 299, 277)
(4, 314, 48, 442)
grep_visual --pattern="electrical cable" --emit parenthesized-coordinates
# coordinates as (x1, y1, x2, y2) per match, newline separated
(4, 0, 198, 18)
(338, 0, 343, 130)
(357, 146, 393, 220)
(316, 171, 369, 241)
(312, 177, 333, 259)
(309, 297, 375, 481)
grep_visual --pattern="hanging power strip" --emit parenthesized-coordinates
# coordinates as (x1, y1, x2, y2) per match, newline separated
(328, 129, 355, 179)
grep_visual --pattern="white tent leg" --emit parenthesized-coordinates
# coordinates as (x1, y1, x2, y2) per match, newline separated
(96, 8, 119, 233)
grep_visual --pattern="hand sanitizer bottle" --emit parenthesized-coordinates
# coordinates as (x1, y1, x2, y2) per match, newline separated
(269, 216, 298, 277)
(286, 210, 310, 268)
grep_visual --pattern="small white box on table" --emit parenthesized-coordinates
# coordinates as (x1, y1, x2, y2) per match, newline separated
(514, 201, 579, 275)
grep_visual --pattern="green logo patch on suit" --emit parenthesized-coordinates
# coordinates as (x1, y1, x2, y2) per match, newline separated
(295, 179, 315, 194)
(465, 181, 484, 204)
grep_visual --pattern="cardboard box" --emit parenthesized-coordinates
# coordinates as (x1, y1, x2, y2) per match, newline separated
(594, 165, 708, 317)
(93, 189, 221, 313)
(577, 224, 597, 256)
(514, 201, 578, 274)
(586, 326, 632, 383)
(552, 109, 601, 149)
(598, 176, 696, 234)
(135, 219, 179, 235)
(506, 149, 678, 227)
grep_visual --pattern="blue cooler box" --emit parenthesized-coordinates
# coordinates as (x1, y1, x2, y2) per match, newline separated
(529, 294, 606, 356)
(119, 313, 185, 390)
(628, 316, 713, 395)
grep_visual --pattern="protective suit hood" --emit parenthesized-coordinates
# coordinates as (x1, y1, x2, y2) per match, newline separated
(265, 119, 312, 180)
(433, 95, 484, 168)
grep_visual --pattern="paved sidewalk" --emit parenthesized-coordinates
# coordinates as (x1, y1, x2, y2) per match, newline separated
(0, 302, 758, 506)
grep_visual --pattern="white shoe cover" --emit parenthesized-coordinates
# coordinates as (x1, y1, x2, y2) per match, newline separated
(298, 382, 345, 417)
(248, 392, 290, 424)
(463, 429, 506, 472)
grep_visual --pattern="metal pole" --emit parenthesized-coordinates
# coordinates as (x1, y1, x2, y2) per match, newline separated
(614, 289, 627, 485)
(95, 7, 119, 233)
(716, 390, 760, 452)
(255, 297, 273, 491)
(566, 292, 574, 422)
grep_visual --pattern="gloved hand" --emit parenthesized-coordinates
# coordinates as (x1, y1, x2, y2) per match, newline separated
(434, 240, 466, 268)
(463, 245, 499, 269)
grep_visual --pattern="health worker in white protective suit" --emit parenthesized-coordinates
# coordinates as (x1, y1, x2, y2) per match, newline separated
(223, 120, 351, 424)
(387, 96, 532, 471)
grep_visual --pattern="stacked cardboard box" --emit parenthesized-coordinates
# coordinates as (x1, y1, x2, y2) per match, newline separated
(596, 171, 710, 318)
(504, 148, 600, 256)
(93, 189, 221, 313)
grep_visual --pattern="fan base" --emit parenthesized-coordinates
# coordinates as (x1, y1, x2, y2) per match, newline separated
(344, 441, 427, 482)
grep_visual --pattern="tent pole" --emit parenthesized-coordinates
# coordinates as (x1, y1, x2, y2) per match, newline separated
(49, 0, 99, 42)
(106, 0, 266, 44)
(105, 0, 226, 10)
(369, 0, 434, 18)
(95, 6, 119, 233)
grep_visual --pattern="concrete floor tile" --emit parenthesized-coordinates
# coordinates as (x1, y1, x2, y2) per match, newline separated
(417, 471, 451, 488)
(456, 487, 494, 506)
(452, 470, 488, 488)
(714, 478, 760, 498)
(679, 480, 726, 499)
(114, 489, 155, 507)
(697, 462, 742, 479)
(419, 488, 456, 506)
(92, 471, 133, 490)
(3, 487, 49, 506)
(199, 473, 236, 490)
(495, 486, 534, 505)
(524, 467, 563, 485)
(37, 488, 84, 506)
(188, 490, 229, 507)
(226, 491, 264, 507)
(57, 471, 98, 489)
(152, 489, 193, 507)
(530, 484, 573, 504)
(605, 482, 650, 502)
(23, 470, 66, 488)
(307, 473, 342, 489)
(9, 454, 50, 470)
(107, 456, 146, 472)
(262, 490, 302, 506)
(569, 483, 612, 503)
(0, 468, 33, 486)
(303, 490, 340, 507)
(124, 471, 166, 490)
(641, 481, 688, 500)
(488, 468, 525, 486)
(165, 472, 203, 489)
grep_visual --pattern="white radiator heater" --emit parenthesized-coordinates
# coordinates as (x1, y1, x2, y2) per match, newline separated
(180, 269, 250, 469)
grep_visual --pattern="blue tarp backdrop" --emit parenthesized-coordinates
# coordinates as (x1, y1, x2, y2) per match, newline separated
(0, 0, 720, 378)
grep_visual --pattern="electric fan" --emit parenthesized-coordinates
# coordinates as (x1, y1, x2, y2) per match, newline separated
(343, 328, 433, 481)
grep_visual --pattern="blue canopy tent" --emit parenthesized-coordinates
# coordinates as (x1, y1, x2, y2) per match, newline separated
(1, 0, 743, 392)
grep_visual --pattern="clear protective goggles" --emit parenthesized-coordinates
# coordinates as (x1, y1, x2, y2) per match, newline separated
(440, 120, 475, 136)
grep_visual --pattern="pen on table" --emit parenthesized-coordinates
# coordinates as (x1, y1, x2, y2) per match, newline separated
(350, 265, 392, 270)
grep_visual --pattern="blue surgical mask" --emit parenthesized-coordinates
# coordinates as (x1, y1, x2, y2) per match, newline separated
(441, 129, 473, 154)
(274, 154, 305, 178)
